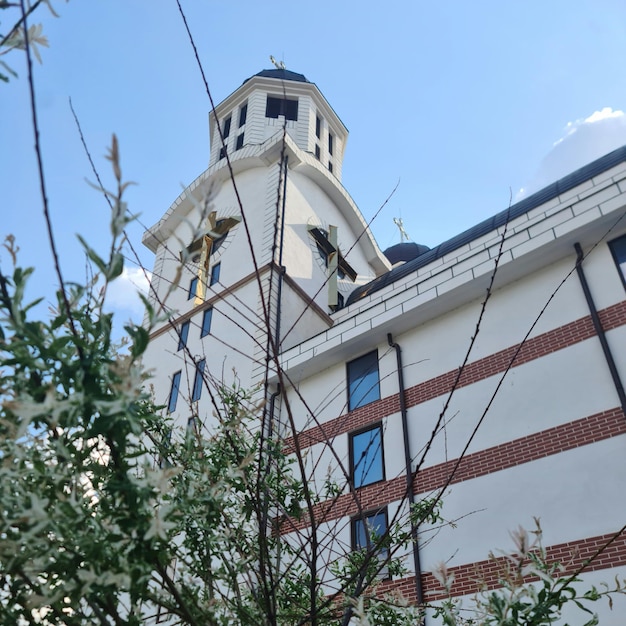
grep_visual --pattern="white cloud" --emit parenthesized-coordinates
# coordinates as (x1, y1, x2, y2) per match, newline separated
(105, 266, 151, 322)
(518, 107, 626, 199)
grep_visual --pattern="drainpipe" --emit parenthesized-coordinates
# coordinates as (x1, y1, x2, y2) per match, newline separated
(387, 333, 425, 613)
(274, 155, 288, 351)
(574, 243, 626, 415)
(268, 384, 281, 438)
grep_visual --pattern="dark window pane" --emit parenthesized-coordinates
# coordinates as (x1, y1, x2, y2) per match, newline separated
(201, 308, 213, 338)
(210, 262, 221, 286)
(188, 277, 198, 300)
(239, 103, 247, 127)
(328, 132, 334, 155)
(328, 161, 333, 173)
(177, 321, 190, 351)
(191, 359, 206, 402)
(609, 235, 626, 289)
(351, 425, 384, 487)
(236, 133, 244, 150)
(167, 371, 182, 413)
(352, 510, 389, 579)
(315, 115, 321, 138)
(315, 144, 320, 160)
(186, 416, 196, 436)
(347, 351, 380, 411)
(266, 96, 298, 121)
(223, 116, 231, 138)
(354, 511, 387, 550)
(219, 146, 227, 160)
(266, 96, 281, 118)
(283, 98, 298, 120)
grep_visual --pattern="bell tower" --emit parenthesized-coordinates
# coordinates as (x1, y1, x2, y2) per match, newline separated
(141, 67, 390, 427)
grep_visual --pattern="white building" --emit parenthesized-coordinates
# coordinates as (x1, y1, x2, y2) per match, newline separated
(142, 68, 626, 621)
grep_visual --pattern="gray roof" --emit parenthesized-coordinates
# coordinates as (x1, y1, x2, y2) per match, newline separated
(347, 145, 626, 306)
(245, 69, 309, 84)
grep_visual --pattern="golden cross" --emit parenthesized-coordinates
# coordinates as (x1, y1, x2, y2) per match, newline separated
(185, 211, 241, 304)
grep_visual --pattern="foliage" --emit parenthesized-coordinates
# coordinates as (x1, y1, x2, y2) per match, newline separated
(433, 519, 625, 626)
(0, 0, 66, 82)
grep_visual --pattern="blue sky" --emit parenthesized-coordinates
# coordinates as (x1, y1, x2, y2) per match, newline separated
(4, 0, 626, 323)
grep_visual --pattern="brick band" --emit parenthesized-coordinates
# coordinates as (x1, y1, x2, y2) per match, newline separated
(280, 407, 626, 533)
(375, 529, 626, 603)
(290, 300, 626, 452)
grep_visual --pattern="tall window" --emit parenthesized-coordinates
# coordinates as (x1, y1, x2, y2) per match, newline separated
(177, 321, 190, 351)
(238, 103, 247, 127)
(315, 115, 321, 138)
(609, 234, 626, 289)
(315, 144, 320, 160)
(328, 132, 334, 155)
(201, 308, 213, 338)
(236, 133, 244, 150)
(350, 424, 384, 488)
(352, 509, 389, 579)
(188, 277, 198, 300)
(347, 350, 380, 411)
(265, 96, 298, 121)
(191, 359, 206, 402)
(210, 262, 221, 286)
(222, 116, 231, 138)
(186, 416, 197, 437)
(167, 371, 182, 413)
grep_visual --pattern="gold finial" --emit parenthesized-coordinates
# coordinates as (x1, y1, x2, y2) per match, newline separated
(269, 55, 286, 70)
(393, 217, 411, 242)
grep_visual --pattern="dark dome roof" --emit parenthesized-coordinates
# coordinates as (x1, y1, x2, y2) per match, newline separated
(383, 242, 430, 265)
(245, 69, 309, 84)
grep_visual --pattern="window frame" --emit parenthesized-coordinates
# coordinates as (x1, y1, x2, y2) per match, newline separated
(191, 359, 206, 402)
(265, 95, 298, 121)
(609, 234, 626, 290)
(349, 423, 385, 488)
(236, 133, 244, 150)
(351, 507, 390, 580)
(347, 350, 381, 411)
(177, 320, 190, 351)
(328, 132, 334, 155)
(188, 277, 198, 300)
(210, 262, 221, 286)
(167, 371, 182, 413)
(222, 116, 231, 139)
(238, 103, 247, 127)
(200, 308, 213, 338)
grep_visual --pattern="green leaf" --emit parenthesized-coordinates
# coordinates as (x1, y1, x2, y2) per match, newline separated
(107, 252, 124, 280)
(125, 324, 149, 358)
(77, 235, 108, 275)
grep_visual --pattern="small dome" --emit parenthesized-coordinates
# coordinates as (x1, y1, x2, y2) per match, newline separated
(383, 242, 430, 265)
(244, 69, 309, 85)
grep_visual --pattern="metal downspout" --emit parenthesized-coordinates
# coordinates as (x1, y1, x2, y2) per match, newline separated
(387, 333, 425, 613)
(274, 155, 288, 351)
(574, 243, 626, 415)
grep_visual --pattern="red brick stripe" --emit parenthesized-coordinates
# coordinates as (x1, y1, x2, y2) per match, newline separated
(376, 529, 626, 603)
(280, 407, 626, 533)
(290, 300, 626, 452)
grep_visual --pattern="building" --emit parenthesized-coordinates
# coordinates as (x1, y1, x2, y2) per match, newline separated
(142, 68, 626, 622)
